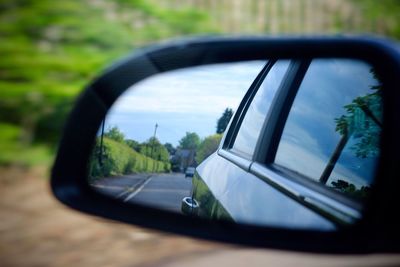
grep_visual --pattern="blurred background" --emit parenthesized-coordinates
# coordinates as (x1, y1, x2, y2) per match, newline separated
(1, 0, 400, 168)
(1, 1, 399, 266)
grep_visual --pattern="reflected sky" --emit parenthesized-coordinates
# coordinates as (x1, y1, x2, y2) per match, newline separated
(104, 61, 265, 145)
(275, 59, 381, 189)
(232, 60, 290, 157)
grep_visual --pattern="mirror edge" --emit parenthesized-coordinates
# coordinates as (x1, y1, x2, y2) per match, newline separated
(51, 36, 400, 253)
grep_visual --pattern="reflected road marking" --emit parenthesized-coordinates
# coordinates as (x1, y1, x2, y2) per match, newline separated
(123, 176, 153, 202)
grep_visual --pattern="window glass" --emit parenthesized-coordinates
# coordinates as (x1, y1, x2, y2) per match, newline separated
(274, 59, 382, 199)
(232, 60, 290, 157)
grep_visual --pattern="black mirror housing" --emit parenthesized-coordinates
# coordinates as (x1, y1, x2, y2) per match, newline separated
(51, 36, 400, 253)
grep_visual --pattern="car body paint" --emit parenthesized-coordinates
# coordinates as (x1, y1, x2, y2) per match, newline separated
(193, 152, 336, 230)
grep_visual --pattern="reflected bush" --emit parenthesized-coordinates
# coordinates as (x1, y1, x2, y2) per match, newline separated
(89, 137, 170, 180)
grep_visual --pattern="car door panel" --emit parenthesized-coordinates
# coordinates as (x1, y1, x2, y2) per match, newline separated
(191, 173, 233, 222)
(194, 152, 336, 230)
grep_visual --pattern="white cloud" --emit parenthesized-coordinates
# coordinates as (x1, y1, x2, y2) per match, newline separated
(109, 61, 265, 116)
(275, 139, 327, 181)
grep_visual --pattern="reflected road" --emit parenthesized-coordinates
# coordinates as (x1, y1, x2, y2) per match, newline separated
(92, 173, 192, 213)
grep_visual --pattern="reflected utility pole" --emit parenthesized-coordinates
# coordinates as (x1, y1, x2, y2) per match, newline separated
(99, 118, 105, 166)
(150, 123, 158, 173)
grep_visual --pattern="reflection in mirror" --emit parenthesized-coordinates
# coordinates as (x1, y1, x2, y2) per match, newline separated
(274, 59, 382, 200)
(88, 58, 383, 230)
(88, 61, 265, 213)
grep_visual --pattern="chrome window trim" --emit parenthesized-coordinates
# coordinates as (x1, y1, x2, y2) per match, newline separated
(218, 148, 361, 225)
(255, 59, 311, 163)
(218, 149, 252, 172)
(250, 162, 362, 225)
(222, 60, 274, 150)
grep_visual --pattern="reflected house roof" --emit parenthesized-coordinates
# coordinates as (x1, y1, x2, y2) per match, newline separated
(174, 149, 196, 169)
(176, 149, 191, 158)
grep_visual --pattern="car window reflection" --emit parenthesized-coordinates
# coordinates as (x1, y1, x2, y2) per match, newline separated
(274, 59, 382, 200)
(232, 60, 290, 157)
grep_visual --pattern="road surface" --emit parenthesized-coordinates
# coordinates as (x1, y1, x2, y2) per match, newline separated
(91, 173, 192, 213)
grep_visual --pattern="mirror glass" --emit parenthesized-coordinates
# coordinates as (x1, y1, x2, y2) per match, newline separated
(88, 61, 266, 213)
(88, 59, 382, 230)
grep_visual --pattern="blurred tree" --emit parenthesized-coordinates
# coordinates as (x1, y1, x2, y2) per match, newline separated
(335, 72, 382, 159)
(196, 134, 222, 163)
(104, 126, 125, 143)
(164, 142, 176, 155)
(140, 137, 170, 162)
(352, 0, 400, 39)
(1, 0, 399, 168)
(0, 0, 216, 166)
(320, 69, 382, 184)
(216, 108, 233, 134)
(331, 179, 371, 200)
(125, 139, 141, 152)
(178, 132, 200, 150)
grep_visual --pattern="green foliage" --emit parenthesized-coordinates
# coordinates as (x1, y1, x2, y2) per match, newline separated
(164, 142, 176, 155)
(0, 123, 52, 166)
(351, 0, 400, 39)
(335, 78, 382, 158)
(196, 134, 222, 164)
(89, 137, 169, 179)
(216, 108, 233, 134)
(330, 179, 371, 200)
(104, 126, 125, 143)
(192, 174, 233, 222)
(140, 137, 170, 163)
(0, 0, 133, 166)
(125, 139, 141, 152)
(117, 0, 217, 35)
(1, 0, 399, 170)
(0, 0, 216, 167)
(178, 132, 200, 150)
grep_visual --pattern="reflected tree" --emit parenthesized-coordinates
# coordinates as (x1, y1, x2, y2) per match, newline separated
(125, 139, 141, 152)
(216, 108, 233, 134)
(331, 179, 371, 200)
(140, 137, 170, 163)
(178, 132, 200, 150)
(104, 126, 125, 143)
(164, 142, 176, 155)
(196, 134, 222, 163)
(320, 69, 382, 198)
(335, 84, 382, 159)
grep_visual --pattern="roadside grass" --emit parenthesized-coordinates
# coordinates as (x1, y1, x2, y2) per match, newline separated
(89, 137, 170, 181)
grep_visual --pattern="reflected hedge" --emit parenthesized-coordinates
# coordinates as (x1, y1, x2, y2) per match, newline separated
(89, 137, 170, 179)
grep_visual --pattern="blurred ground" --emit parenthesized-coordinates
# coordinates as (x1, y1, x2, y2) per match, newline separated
(2, 167, 400, 267)
(0, 166, 225, 267)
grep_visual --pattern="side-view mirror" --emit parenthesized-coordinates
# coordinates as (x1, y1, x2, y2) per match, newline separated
(51, 36, 400, 253)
